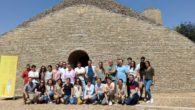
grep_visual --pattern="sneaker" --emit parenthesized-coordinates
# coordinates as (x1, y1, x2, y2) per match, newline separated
(109, 101, 112, 105)
(146, 100, 151, 103)
(150, 98, 154, 103)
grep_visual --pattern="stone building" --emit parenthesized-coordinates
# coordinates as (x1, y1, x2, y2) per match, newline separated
(0, 0, 194, 92)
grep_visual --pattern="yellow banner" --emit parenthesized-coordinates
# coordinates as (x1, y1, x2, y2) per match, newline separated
(0, 56, 18, 97)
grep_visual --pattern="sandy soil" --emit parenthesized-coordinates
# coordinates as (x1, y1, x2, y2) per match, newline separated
(0, 92, 195, 110)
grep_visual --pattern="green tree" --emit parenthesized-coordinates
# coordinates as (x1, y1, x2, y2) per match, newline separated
(175, 22, 195, 43)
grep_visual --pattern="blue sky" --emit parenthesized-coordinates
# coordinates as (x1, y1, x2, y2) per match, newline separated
(0, 0, 195, 35)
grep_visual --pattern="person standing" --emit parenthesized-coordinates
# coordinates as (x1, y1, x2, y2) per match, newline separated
(28, 65, 39, 84)
(96, 62, 106, 83)
(45, 65, 53, 83)
(39, 66, 47, 81)
(125, 57, 132, 69)
(85, 60, 96, 85)
(144, 61, 155, 103)
(52, 64, 61, 83)
(59, 61, 66, 83)
(116, 59, 128, 84)
(64, 64, 76, 84)
(75, 62, 86, 90)
(21, 64, 31, 85)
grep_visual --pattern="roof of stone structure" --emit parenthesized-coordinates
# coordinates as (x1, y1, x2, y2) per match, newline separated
(0, 0, 158, 36)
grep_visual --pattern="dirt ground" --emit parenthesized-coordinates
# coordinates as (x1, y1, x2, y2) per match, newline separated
(0, 92, 195, 110)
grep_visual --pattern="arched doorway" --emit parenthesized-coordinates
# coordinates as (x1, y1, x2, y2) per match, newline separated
(68, 50, 89, 68)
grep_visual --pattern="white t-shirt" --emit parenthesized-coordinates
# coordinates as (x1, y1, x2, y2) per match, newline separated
(136, 63, 140, 71)
(28, 70, 39, 83)
(45, 71, 53, 81)
(75, 67, 85, 80)
(128, 68, 137, 77)
(75, 67, 85, 75)
(59, 67, 66, 82)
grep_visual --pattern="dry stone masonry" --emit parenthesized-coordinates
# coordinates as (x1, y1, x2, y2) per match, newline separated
(0, 0, 194, 93)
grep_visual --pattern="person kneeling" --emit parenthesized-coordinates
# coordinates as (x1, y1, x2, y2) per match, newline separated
(23, 78, 37, 104)
(34, 80, 49, 104)
(93, 78, 105, 104)
(125, 74, 140, 105)
(83, 80, 95, 104)
(116, 79, 127, 105)
(102, 77, 115, 105)
(62, 78, 74, 104)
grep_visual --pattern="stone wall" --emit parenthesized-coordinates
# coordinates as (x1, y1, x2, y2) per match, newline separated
(141, 8, 163, 25)
(0, 5, 194, 93)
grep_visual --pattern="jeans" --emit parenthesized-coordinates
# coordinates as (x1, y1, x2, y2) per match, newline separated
(63, 95, 71, 103)
(39, 95, 49, 103)
(125, 93, 139, 105)
(70, 97, 77, 104)
(92, 93, 104, 101)
(88, 77, 96, 85)
(48, 91, 54, 100)
(144, 79, 153, 100)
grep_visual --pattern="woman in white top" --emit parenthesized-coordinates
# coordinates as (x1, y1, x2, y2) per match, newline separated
(84, 80, 95, 104)
(46, 79, 54, 102)
(71, 78, 83, 104)
(45, 65, 53, 82)
(75, 62, 86, 90)
(127, 61, 139, 82)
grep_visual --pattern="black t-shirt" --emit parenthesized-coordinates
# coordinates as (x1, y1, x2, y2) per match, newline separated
(63, 83, 73, 95)
(36, 85, 46, 95)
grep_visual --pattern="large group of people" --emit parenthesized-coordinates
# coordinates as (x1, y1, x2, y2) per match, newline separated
(22, 56, 155, 105)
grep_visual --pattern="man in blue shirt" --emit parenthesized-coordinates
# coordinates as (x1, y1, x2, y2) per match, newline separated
(23, 78, 37, 104)
(116, 59, 128, 84)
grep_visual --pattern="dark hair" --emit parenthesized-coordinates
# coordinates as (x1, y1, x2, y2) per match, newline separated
(75, 78, 82, 86)
(31, 65, 36, 68)
(130, 61, 136, 70)
(96, 77, 102, 81)
(127, 57, 132, 60)
(87, 79, 92, 83)
(99, 62, 105, 73)
(57, 78, 63, 87)
(141, 56, 145, 60)
(140, 62, 146, 71)
(145, 61, 151, 67)
(47, 65, 52, 70)
(47, 79, 54, 85)
(118, 79, 123, 83)
(106, 77, 112, 81)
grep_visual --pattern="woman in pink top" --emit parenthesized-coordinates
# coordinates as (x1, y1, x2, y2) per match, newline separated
(64, 64, 76, 84)
(53, 64, 61, 82)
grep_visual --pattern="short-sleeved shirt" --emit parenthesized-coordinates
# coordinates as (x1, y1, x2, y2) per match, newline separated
(96, 69, 106, 81)
(64, 69, 76, 84)
(63, 83, 73, 96)
(144, 67, 155, 80)
(116, 65, 128, 83)
(95, 83, 105, 94)
(45, 71, 53, 82)
(28, 71, 39, 83)
(127, 81, 139, 95)
(36, 85, 46, 95)
(106, 65, 116, 81)
(52, 69, 61, 81)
